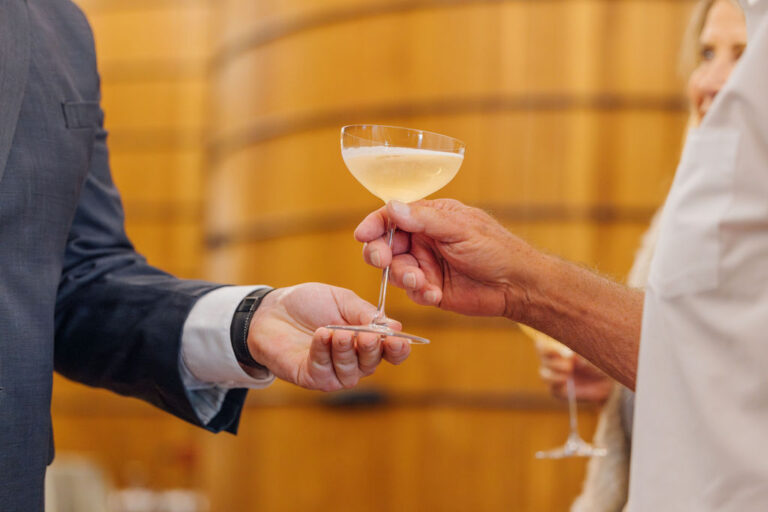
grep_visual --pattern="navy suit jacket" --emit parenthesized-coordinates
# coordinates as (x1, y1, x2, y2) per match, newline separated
(0, 1, 247, 508)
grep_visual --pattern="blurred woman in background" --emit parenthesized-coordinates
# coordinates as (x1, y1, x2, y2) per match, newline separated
(533, 1, 747, 510)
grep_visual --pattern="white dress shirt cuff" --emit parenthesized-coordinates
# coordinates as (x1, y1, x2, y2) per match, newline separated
(181, 285, 276, 389)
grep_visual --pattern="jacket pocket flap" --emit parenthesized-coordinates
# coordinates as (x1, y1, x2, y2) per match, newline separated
(62, 101, 101, 129)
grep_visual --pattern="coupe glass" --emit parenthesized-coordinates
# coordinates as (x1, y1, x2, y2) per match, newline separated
(326, 124, 465, 344)
(520, 325, 607, 459)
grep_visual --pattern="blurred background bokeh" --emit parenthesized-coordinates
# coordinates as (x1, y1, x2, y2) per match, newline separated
(51, 0, 695, 510)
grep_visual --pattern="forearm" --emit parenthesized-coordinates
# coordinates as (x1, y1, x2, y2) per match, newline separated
(514, 254, 643, 389)
(55, 260, 225, 421)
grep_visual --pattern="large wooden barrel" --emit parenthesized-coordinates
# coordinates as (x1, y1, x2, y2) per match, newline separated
(205, 0, 692, 283)
(202, 0, 694, 510)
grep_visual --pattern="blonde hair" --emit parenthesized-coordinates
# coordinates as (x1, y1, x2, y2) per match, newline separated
(679, 0, 740, 78)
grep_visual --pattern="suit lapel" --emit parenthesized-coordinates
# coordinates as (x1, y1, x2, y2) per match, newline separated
(0, 0, 30, 186)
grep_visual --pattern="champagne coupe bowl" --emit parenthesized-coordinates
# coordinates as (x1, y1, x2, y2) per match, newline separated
(326, 124, 465, 344)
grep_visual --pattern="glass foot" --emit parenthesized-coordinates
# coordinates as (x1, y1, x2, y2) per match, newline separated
(535, 436, 607, 459)
(325, 324, 430, 344)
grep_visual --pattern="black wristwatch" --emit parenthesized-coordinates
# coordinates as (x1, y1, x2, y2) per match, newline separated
(230, 287, 275, 372)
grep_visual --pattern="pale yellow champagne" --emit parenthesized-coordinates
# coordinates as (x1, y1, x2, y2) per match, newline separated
(342, 146, 463, 203)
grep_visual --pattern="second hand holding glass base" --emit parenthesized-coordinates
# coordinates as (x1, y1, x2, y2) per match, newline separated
(326, 223, 430, 345)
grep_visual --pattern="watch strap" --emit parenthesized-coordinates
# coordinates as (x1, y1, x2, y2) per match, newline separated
(230, 287, 275, 371)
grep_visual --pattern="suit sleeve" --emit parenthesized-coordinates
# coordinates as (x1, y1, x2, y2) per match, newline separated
(53, 103, 248, 434)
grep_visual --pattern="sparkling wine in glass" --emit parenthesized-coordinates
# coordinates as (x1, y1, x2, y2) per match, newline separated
(519, 324, 608, 459)
(326, 124, 465, 344)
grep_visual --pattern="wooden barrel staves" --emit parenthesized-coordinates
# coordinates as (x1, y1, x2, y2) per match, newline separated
(202, 1, 694, 509)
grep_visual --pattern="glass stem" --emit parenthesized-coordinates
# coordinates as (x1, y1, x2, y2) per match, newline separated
(371, 223, 396, 326)
(566, 374, 580, 440)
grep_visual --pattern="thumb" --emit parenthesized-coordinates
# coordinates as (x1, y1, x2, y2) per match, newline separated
(386, 199, 466, 241)
(336, 289, 376, 325)
(334, 288, 403, 331)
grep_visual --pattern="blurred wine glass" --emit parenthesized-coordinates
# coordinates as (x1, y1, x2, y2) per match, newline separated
(519, 325, 607, 459)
